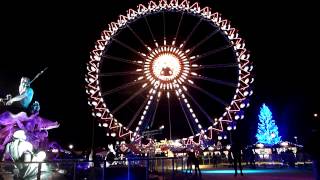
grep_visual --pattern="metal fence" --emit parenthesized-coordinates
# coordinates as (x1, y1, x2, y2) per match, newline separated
(0, 157, 186, 180)
(1, 155, 313, 179)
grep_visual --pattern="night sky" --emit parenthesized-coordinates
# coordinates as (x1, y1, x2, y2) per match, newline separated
(0, 1, 318, 149)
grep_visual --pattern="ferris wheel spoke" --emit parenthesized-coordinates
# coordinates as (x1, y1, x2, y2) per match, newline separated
(111, 37, 145, 58)
(167, 96, 172, 140)
(127, 95, 150, 129)
(102, 79, 145, 96)
(99, 71, 142, 77)
(111, 85, 149, 114)
(188, 28, 220, 54)
(144, 16, 158, 47)
(127, 24, 151, 51)
(191, 75, 237, 88)
(193, 63, 238, 70)
(187, 83, 228, 106)
(162, 12, 166, 45)
(135, 89, 158, 133)
(102, 55, 143, 67)
(191, 44, 234, 63)
(184, 90, 214, 124)
(173, 12, 184, 45)
(181, 18, 202, 49)
(149, 98, 160, 129)
(177, 95, 195, 136)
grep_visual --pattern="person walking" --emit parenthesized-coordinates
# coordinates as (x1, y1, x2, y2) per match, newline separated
(231, 135, 244, 176)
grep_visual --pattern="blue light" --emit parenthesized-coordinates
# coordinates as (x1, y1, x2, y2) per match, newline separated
(256, 103, 281, 146)
(184, 169, 300, 174)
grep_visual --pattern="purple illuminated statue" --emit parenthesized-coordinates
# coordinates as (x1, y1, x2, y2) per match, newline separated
(0, 110, 59, 150)
(0, 68, 59, 179)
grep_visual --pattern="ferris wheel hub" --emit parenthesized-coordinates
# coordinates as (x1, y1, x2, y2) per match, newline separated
(153, 53, 180, 81)
(144, 46, 190, 90)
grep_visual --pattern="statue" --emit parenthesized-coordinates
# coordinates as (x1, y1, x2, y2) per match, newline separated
(1, 130, 50, 179)
(1, 67, 47, 110)
(0, 68, 60, 179)
(0, 68, 59, 150)
(0, 110, 59, 151)
(0, 68, 59, 147)
(5, 77, 34, 109)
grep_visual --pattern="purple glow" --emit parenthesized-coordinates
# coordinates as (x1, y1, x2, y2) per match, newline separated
(0, 111, 59, 150)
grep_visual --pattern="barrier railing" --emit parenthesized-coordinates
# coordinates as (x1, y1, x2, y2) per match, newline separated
(1, 156, 312, 179)
(0, 157, 185, 180)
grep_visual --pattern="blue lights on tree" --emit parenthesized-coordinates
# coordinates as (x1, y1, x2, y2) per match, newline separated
(256, 103, 281, 146)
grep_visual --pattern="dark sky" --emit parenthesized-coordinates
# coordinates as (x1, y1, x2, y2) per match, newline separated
(0, 1, 319, 149)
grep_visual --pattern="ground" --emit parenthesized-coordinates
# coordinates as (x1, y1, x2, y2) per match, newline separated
(1, 166, 314, 179)
(169, 168, 313, 180)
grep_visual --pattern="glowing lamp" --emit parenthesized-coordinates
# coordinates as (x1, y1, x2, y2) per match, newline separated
(68, 144, 74, 150)
(256, 143, 264, 148)
(280, 141, 289, 147)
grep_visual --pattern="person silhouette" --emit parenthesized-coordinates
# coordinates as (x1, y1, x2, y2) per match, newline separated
(192, 150, 201, 177)
(304, 118, 320, 180)
(228, 150, 233, 167)
(231, 135, 243, 176)
(248, 147, 256, 169)
(186, 149, 193, 175)
(186, 149, 201, 176)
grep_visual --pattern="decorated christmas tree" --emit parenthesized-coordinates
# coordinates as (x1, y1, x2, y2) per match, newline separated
(256, 103, 281, 146)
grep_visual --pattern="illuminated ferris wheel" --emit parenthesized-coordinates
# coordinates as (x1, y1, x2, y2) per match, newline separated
(85, 0, 253, 145)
